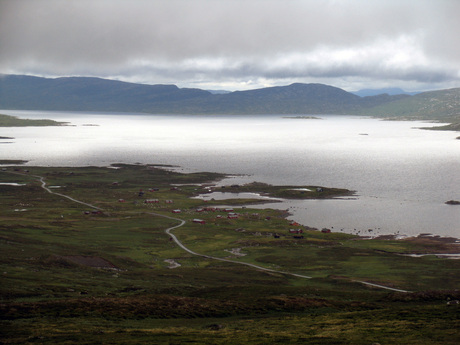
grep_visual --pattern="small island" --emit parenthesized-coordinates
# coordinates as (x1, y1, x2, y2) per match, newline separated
(283, 115, 322, 120)
(445, 200, 460, 205)
(217, 181, 353, 199)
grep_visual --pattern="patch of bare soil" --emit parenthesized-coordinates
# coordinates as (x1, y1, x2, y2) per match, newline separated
(61, 255, 117, 268)
(164, 259, 181, 269)
(224, 248, 247, 256)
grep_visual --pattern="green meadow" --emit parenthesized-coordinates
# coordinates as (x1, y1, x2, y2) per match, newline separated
(1, 164, 459, 344)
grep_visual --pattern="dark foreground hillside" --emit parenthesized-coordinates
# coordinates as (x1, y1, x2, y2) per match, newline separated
(1, 164, 459, 344)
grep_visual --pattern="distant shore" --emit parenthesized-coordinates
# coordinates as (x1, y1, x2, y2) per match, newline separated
(0, 113, 68, 127)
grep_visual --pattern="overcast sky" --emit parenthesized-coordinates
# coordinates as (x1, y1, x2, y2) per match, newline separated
(1, 0, 459, 92)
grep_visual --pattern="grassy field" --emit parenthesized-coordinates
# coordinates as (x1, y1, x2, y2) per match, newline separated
(1, 164, 459, 344)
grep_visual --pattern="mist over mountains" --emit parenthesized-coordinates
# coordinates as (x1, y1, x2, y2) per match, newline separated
(0, 75, 458, 124)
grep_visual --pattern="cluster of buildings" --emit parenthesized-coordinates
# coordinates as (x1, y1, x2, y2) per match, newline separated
(112, 184, 334, 238)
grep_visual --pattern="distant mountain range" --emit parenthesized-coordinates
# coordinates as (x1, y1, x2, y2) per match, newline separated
(0, 75, 459, 127)
(351, 88, 419, 97)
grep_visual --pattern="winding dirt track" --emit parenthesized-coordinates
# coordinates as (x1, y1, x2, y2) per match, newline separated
(35, 175, 102, 210)
(152, 212, 313, 279)
(159, 211, 410, 292)
(5, 171, 410, 293)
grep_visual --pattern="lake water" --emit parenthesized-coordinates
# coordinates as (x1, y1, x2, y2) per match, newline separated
(1, 110, 459, 238)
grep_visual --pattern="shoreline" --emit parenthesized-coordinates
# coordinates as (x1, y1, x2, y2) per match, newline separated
(2, 162, 458, 247)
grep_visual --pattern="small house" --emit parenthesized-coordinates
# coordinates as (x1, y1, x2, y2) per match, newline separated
(193, 219, 205, 224)
(172, 209, 181, 213)
(144, 199, 159, 204)
(165, 200, 173, 204)
(289, 229, 303, 234)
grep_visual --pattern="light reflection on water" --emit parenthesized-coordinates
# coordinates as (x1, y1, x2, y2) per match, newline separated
(1, 110, 459, 237)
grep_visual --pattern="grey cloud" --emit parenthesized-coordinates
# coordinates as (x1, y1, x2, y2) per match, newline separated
(0, 0, 459, 91)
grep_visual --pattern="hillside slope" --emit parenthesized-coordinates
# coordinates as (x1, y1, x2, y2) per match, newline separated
(360, 88, 460, 123)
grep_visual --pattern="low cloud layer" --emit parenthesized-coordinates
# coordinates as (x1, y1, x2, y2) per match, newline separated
(1, 0, 459, 91)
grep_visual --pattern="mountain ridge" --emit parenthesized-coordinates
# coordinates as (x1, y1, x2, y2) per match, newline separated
(0, 75, 459, 126)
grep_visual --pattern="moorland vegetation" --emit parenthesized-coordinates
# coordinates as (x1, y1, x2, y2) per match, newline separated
(1, 164, 459, 344)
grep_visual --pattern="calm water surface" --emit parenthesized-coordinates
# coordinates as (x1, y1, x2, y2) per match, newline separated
(2, 110, 459, 238)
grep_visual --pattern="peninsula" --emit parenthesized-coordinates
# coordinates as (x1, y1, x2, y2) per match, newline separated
(0, 113, 67, 127)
